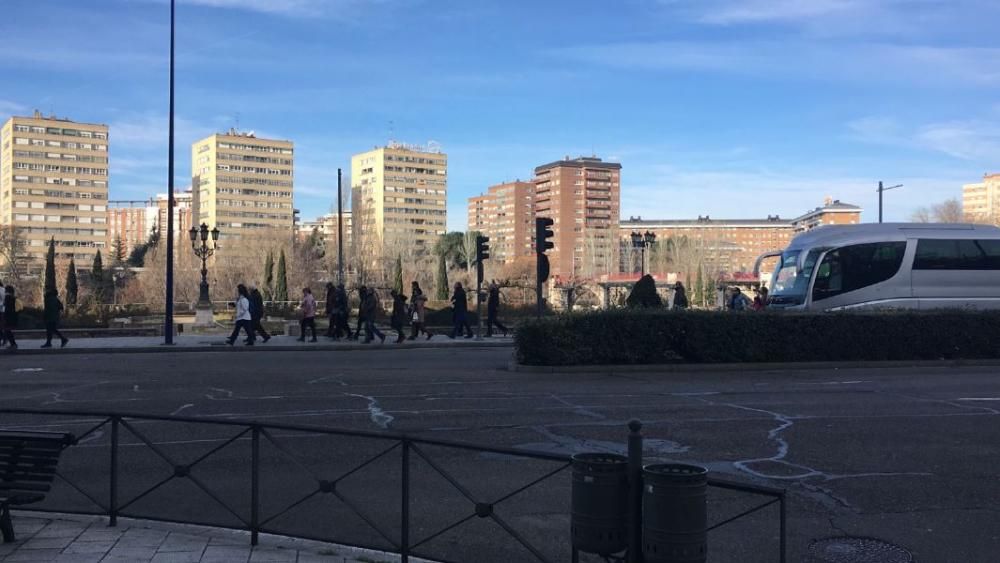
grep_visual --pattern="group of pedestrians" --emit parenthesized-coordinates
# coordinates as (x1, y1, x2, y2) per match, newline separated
(224, 279, 511, 346)
(0, 282, 69, 351)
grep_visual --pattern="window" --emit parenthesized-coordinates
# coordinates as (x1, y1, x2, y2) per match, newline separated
(913, 239, 1000, 270)
(812, 241, 906, 301)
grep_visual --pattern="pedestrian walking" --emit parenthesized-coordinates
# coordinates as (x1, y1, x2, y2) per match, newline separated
(390, 289, 408, 343)
(0, 281, 6, 348)
(333, 282, 352, 340)
(448, 282, 473, 339)
(729, 287, 751, 311)
(41, 288, 69, 348)
(409, 282, 433, 340)
(353, 285, 368, 340)
(672, 281, 689, 310)
(2, 285, 17, 351)
(248, 284, 270, 343)
(485, 281, 508, 337)
(362, 287, 386, 344)
(226, 284, 254, 346)
(298, 287, 318, 342)
(324, 282, 336, 338)
(752, 286, 769, 311)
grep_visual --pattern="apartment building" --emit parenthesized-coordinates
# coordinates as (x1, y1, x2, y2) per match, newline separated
(963, 174, 1000, 222)
(106, 201, 149, 256)
(297, 210, 353, 250)
(0, 111, 109, 270)
(351, 142, 447, 253)
(533, 156, 621, 280)
(466, 181, 536, 263)
(619, 199, 862, 275)
(191, 130, 294, 241)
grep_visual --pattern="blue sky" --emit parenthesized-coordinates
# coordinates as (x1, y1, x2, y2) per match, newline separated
(2, 0, 998, 229)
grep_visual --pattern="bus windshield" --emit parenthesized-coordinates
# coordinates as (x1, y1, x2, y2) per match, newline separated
(769, 248, 823, 305)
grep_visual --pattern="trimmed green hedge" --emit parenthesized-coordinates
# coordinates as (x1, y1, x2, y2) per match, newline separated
(514, 310, 1000, 365)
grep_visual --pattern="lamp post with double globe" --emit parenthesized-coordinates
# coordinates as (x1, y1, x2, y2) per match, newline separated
(630, 230, 657, 277)
(189, 223, 219, 326)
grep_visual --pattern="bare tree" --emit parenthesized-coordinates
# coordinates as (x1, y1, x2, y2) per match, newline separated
(0, 225, 28, 283)
(911, 198, 965, 223)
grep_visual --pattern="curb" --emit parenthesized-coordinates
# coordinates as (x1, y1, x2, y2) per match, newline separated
(508, 358, 1000, 374)
(4, 339, 515, 356)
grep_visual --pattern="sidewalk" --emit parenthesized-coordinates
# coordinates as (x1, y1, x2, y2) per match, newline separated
(1, 511, 428, 562)
(2, 333, 514, 355)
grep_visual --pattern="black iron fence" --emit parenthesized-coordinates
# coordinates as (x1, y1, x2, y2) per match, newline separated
(0, 409, 785, 562)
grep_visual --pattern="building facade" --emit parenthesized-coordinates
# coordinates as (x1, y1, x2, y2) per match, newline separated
(106, 201, 149, 257)
(0, 111, 110, 270)
(191, 130, 294, 241)
(963, 174, 1000, 223)
(466, 181, 535, 264)
(351, 143, 447, 254)
(619, 199, 862, 276)
(533, 157, 621, 280)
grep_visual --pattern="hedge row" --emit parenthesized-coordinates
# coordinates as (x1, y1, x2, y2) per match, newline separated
(514, 310, 1000, 365)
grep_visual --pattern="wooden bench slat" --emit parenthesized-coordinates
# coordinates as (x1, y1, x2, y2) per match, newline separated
(0, 482, 51, 492)
(1, 471, 59, 481)
(0, 454, 62, 465)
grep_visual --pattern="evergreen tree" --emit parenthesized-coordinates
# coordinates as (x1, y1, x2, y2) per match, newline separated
(263, 251, 274, 300)
(66, 257, 78, 306)
(626, 274, 662, 308)
(275, 249, 288, 302)
(393, 255, 403, 295)
(435, 253, 449, 300)
(44, 237, 57, 294)
(111, 236, 127, 265)
(91, 250, 105, 304)
(694, 266, 704, 308)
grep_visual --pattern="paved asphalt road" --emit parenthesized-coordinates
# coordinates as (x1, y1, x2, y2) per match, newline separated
(1, 348, 998, 562)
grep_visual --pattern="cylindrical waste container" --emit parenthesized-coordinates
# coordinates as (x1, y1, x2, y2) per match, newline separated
(642, 463, 708, 563)
(571, 453, 629, 556)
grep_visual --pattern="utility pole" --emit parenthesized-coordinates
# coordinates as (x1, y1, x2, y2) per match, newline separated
(877, 181, 903, 223)
(337, 168, 344, 284)
(164, 0, 176, 345)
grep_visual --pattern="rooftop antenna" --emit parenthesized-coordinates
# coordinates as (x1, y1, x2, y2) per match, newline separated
(235, 112, 240, 132)
(389, 120, 395, 144)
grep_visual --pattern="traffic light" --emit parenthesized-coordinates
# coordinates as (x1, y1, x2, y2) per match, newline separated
(535, 217, 554, 254)
(475, 235, 490, 263)
(537, 254, 550, 284)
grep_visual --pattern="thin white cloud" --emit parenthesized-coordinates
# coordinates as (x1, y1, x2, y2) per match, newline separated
(695, 0, 861, 25)
(131, 0, 410, 18)
(848, 115, 1000, 161)
(0, 99, 26, 117)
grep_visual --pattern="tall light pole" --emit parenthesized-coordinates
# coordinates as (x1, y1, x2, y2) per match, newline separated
(337, 168, 344, 284)
(630, 230, 656, 276)
(164, 0, 176, 343)
(877, 181, 903, 223)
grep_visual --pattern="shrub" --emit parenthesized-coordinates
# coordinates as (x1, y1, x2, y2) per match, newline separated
(626, 274, 662, 308)
(515, 310, 1000, 366)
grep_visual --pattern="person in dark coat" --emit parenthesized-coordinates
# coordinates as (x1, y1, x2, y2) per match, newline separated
(324, 282, 336, 338)
(389, 289, 408, 343)
(332, 282, 352, 340)
(409, 282, 433, 340)
(42, 288, 68, 348)
(672, 281, 689, 310)
(2, 285, 17, 351)
(448, 282, 473, 339)
(247, 285, 270, 343)
(362, 287, 385, 344)
(485, 281, 508, 337)
(353, 285, 368, 340)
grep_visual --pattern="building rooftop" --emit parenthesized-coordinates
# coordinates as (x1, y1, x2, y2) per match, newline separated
(10, 109, 107, 126)
(622, 215, 791, 227)
(535, 156, 622, 173)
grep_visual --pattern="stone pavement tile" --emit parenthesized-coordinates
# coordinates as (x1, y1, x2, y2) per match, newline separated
(52, 554, 105, 563)
(100, 546, 158, 561)
(157, 532, 209, 553)
(8, 519, 46, 538)
(200, 545, 251, 562)
(32, 522, 87, 538)
(118, 528, 168, 547)
(207, 534, 248, 546)
(62, 540, 118, 554)
(296, 553, 347, 562)
(2, 547, 66, 561)
(149, 552, 204, 563)
(248, 547, 298, 562)
(0, 542, 19, 557)
(19, 534, 77, 549)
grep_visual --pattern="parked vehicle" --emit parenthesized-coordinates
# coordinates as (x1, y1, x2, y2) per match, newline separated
(753, 223, 1000, 311)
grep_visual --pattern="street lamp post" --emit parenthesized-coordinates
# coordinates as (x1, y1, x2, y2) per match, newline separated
(190, 223, 220, 326)
(877, 181, 903, 223)
(630, 230, 657, 277)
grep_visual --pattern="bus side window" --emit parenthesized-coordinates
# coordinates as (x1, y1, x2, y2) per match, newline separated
(813, 242, 904, 301)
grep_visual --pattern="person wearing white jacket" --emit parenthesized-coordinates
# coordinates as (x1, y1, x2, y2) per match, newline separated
(226, 284, 255, 346)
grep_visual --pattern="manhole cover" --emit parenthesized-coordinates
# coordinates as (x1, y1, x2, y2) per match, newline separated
(809, 537, 913, 563)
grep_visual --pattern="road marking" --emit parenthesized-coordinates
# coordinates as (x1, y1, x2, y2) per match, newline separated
(344, 393, 394, 429)
(170, 404, 195, 416)
(957, 397, 1000, 401)
(11, 367, 44, 372)
(798, 380, 871, 385)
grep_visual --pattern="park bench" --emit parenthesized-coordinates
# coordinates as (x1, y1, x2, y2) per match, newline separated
(0, 431, 75, 543)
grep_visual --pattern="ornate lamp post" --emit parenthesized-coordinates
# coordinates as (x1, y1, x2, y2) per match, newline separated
(630, 230, 657, 277)
(189, 223, 220, 326)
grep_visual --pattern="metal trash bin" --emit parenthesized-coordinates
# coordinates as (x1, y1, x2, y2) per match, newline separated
(571, 453, 629, 556)
(642, 463, 708, 563)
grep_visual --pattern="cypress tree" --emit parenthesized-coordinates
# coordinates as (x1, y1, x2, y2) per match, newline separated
(43, 237, 57, 294)
(263, 251, 274, 300)
(694, 265, 704, 308)
(435, 253, 449, 300)
(66, 257, 78, 306)
(111, 236, 127, 265)
(91, 250, 105, 304)
(275, 249, 288, 302)
(393, 255, 403, 295)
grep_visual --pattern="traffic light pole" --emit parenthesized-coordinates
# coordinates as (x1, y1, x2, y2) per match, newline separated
(535, 261, 544, 318)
